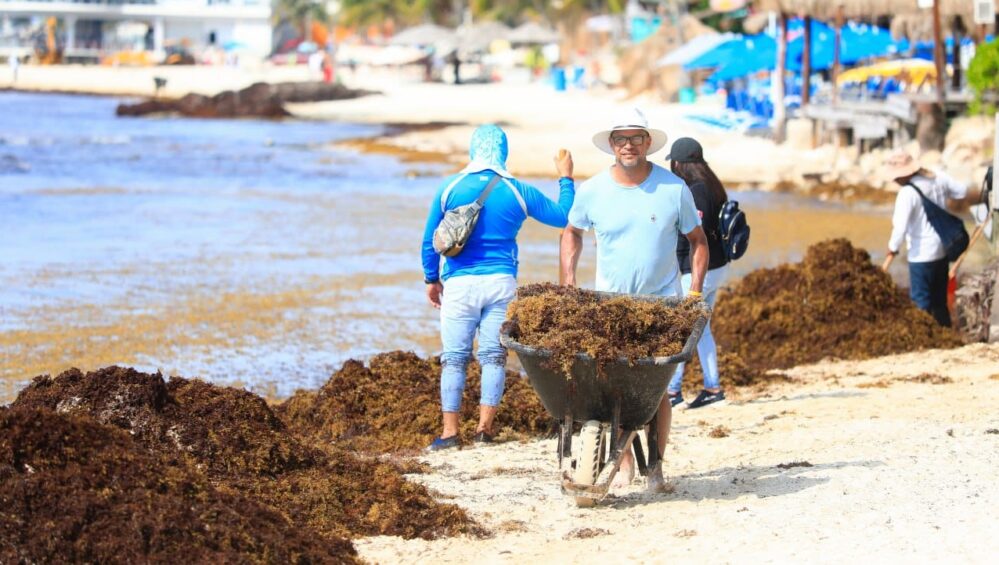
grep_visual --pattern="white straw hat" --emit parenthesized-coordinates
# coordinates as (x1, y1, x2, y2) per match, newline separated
(882, 150, 921, 181)
(591, 107, 668, 155)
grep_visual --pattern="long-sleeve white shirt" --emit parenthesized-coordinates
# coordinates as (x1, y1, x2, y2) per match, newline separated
(888, 171, 967, 262)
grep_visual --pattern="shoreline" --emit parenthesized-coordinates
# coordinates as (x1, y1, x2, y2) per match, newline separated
(4, 64, 990, 204)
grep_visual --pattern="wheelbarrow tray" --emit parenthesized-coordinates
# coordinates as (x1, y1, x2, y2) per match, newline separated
(500, 292, 709, 430)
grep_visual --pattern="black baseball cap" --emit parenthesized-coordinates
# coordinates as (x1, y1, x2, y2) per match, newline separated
(666, 137, 704, 163)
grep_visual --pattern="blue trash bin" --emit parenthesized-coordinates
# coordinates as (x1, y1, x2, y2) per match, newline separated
(552, 67, 567, 92)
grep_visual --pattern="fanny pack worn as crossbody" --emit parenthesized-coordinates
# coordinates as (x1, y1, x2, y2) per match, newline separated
(907, 182, 969, 263)
(432, 174, 502, 257)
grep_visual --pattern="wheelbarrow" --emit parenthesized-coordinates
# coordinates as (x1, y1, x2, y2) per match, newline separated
(500, 292, 709, 507)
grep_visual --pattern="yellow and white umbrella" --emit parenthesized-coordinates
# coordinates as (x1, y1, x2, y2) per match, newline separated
(836, 58, 938, 85)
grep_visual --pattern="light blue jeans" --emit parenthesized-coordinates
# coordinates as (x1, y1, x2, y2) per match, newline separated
(439, 274, 516, 412)
(668, 265, 729, 394)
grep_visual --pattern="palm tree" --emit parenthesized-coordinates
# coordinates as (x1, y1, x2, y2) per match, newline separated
(274, 0, 330, 29)
(338, 0, 462, 26)
(336, 0, 626, 28)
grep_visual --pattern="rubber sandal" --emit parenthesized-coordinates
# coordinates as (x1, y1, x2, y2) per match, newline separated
(426, 436, 460, 451)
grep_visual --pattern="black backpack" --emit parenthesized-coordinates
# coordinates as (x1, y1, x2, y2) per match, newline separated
(718, 200, 750, 261)
(907, 183, 969, 262)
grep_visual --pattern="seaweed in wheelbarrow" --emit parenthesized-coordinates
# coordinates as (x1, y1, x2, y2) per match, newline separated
(502, 283, 703, 378)
(500, 285, 710, 506)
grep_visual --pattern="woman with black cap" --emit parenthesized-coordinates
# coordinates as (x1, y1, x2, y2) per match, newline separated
(665, 137, 730, 409)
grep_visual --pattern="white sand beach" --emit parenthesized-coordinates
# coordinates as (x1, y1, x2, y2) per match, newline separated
(358, 343, 999, 563)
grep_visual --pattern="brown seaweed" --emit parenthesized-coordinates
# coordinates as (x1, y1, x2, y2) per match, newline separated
(502, 283, 702, 377)
(278, 351, 551, 453)
(8, 366, 482, 559)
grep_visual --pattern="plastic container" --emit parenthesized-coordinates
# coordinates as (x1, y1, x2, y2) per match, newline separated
(551, 67, 567, 92)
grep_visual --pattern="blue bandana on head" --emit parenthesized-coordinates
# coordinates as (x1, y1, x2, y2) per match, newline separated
(463, 124, 512, 178)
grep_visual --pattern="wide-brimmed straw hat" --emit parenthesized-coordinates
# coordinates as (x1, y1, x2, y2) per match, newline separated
(883, 150, 921, 181)
(591, 107, 668, 155)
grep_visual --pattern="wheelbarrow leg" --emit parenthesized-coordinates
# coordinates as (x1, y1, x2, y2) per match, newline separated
(646, 411, 669, 492)
(647, 413, 660, 472)
(559, 411, 573, 461)
(631, 434, 648, 477)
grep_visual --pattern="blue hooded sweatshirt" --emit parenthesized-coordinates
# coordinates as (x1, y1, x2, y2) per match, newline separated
(421, 124, 575, 282)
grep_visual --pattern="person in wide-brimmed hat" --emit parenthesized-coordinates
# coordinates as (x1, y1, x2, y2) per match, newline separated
(560, 107, 709, 491)
(882, 150, 968, 327)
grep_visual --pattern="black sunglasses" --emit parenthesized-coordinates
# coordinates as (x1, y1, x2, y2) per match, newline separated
(610, 133, 649, 147)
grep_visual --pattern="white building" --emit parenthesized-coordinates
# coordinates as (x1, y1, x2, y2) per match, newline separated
(0, 0, 272, 61)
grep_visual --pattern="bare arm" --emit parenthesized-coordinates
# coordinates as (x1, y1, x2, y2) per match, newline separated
(560, 226, 584, 286)
(685, 226, 708, 294)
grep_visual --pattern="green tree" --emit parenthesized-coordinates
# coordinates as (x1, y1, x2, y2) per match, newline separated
(968, 39, 999, 115)
(336, 0, 626, 28)
(339, 0, 462, 26)
(274, 0, 329, 28)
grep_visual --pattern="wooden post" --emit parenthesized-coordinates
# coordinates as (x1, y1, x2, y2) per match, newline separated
(802, 15, 812, 106)
(952, 19, 963, 91)
(832, 5, 844, 106)
(932, 0, 946, 106)
(993, 113, 999, 253)
(774, 12, 788, 143)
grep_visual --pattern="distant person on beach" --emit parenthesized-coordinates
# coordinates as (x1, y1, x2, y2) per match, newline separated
(421, 124, 575, 451)
(8, 55, 18, 84)
(321, 52, 334, 83)
(308, 50, 324, 80)
(883, 151, 968, 327)
(446, 50, 461, 84)
(664, 137, 729, 409)
(560, 108, 709, 489)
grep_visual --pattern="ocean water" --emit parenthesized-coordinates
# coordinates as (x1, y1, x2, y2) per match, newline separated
(0, 91, 904, 400)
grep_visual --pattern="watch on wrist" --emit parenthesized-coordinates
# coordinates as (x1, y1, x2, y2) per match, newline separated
(425, 277, 438, 285)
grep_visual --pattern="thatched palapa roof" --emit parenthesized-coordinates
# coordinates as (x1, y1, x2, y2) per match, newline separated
(752, 1, 986, 41)
(753, 0, 977, 22)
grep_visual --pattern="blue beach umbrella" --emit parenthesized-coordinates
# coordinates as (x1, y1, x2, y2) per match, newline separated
(787, 22, 898, 72)
(707, 35, 777, 81)
(684, 36, 744, 70)
(687, 34, 776, 80)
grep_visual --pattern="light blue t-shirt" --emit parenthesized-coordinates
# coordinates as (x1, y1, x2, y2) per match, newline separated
(568, 163, 700, 296)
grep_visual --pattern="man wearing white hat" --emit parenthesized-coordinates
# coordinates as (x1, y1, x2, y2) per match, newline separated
(560, 107, 709, 490)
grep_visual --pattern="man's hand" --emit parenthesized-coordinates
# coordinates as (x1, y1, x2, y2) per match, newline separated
(554, 148, 573, 179)
(882, 250, 897, 272)
(426, 281, 444, 309)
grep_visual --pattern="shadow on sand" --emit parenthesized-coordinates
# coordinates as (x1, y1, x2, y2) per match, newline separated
(606, 459, 883, 509)
(744, 390, 868, 404)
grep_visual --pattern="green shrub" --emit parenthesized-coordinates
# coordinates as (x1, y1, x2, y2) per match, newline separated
(968, 39, 999, 115)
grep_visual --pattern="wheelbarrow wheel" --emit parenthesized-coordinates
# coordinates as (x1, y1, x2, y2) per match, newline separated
(573, 420, 603, 508)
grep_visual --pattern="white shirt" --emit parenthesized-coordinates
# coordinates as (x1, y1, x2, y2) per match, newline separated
(888, 171, 967, 262)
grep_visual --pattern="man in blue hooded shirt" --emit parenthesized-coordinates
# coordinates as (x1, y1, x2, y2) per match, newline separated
(421, 124, 575, 451)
